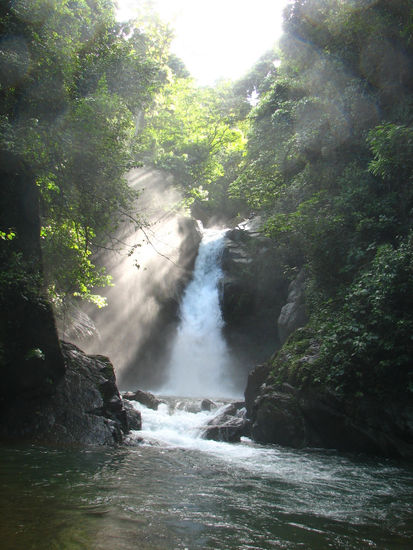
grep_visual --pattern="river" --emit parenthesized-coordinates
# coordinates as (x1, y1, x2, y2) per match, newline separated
(1, 400, 413, 549)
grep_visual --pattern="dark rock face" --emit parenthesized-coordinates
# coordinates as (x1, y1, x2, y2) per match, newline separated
(220, 220, 289, 382)
(124, 216, 202, 389)
(201, 402, 250, 442)
(122, 389, 163, 410)
(122, 399, 142, 430)
(0, 156, 66, 408)
(244, 363, 271, 418)
(245, 366, 413, 458)
(0, 342, 132, 445)
(278, 269, 308, 345)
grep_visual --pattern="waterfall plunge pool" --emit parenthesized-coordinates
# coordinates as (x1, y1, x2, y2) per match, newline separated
(1, 400, 413, 550)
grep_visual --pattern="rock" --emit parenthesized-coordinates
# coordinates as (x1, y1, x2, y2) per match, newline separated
(68, 169, 203, 392)
(122, 389, 162, 410)
(220, 401, 246, 416)
(174, 400, 199, 413)
(248, 367, 413, 457)
(0, 155, 66, 406)
(219, 219, 289, 380)
(201, 402, 250, 442)
(0, 342, 130, 445)
(244, 327, 413, 457)
(201, 398, 217, 411)
(244, 363, 271, 418)
(122, 399, 142, 430)
(278, 269, 308, 344)
(251, 390, 307, 448)
(203, 417, 249, 443)
(118, 214, 201, 389)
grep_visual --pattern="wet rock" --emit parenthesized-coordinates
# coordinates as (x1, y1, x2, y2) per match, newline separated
(244, 363, 271, 418)
(201, 402, 250, 443)
(201, 398, 217, 411)
(248, 371, 413, 457)
(175, 400, 202, 413)
(122, 399, 142, 431)
(220, 219, 289, 378)
(220, 401, 246, 416)
(203, 417, 249, 443)
(251, 390, 307, 448)
(122, 389, 163, 410)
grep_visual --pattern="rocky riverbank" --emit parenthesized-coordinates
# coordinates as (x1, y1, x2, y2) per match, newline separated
(244, 349, 413, 459)
(0, 342, 139, 446)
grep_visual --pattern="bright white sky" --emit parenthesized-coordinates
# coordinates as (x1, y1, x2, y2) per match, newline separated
(116, 0, 290, 85)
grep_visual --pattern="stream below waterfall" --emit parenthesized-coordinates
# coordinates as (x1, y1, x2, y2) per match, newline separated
(1, 401, 413, 549)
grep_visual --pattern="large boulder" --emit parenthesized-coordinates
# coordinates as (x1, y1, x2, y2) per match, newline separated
(250, 384, 413, 458)
(0, 342, 132, 445)
(245, 335, 413, 458)
(252, 386, 308, 448)
(201, 402, 250, 442)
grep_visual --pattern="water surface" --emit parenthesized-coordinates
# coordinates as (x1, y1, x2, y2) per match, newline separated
(1, 401, 413, 549)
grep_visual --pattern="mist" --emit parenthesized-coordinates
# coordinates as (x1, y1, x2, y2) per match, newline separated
(64, 167, 200, 390)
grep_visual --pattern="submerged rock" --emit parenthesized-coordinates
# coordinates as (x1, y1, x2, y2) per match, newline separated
(0, 342, 131, 445)
(201, 402, 250, 443)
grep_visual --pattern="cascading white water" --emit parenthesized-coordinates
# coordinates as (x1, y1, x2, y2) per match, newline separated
(160, 228, 237, 398)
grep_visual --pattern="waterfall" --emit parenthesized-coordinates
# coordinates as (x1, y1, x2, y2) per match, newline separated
(160, 228, 236, 398)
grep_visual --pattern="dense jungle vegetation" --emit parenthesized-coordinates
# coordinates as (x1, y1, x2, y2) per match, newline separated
(1, 0, 413, 402)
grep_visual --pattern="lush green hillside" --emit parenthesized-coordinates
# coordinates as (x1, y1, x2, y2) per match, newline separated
(234, 0, 413, 400)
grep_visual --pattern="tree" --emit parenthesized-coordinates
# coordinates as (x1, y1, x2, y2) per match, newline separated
(137, 77, 247, 220)
(0, 0, 171, 306)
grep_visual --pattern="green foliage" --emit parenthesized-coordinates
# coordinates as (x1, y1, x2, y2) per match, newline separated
(315, 237, 413, 398)
(25, 348, 45, 361)
(268, 327, 319, 389)
(227, 0, 413, 400)
(0, 230, 16, 241)
(41, 222, 112, 307)
(0, 0, 171, 305)
(368, 123, 413, 184)
(137, 77, 248, 220)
